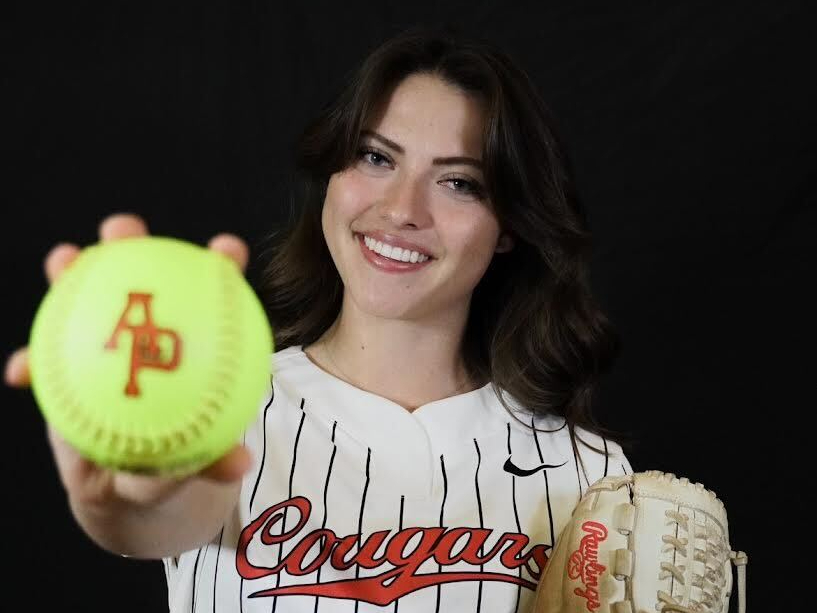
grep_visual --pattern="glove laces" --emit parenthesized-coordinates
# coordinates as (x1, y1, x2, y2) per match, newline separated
(656, 510, 748, 613)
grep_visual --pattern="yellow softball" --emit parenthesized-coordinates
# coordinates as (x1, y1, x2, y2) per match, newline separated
(28, 236, 273, 475)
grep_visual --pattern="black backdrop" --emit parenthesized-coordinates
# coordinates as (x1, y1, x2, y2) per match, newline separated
(5, 1, 814, 611)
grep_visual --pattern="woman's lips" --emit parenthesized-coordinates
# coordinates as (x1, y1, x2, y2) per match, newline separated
(356, 233, 433, 273)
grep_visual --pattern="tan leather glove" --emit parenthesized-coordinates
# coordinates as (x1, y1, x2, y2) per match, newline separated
(531, 471, 748, 613)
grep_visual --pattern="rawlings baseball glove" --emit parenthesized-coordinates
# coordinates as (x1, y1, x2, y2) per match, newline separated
(531, 470, 748, 613)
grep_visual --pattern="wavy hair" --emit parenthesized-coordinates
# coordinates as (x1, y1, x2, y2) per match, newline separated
(258, 27, 625, 451)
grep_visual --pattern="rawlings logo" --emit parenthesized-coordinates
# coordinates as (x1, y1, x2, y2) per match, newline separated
(236, 496, 550, 605)
(104, 292, 182, 396)
(567, 521, 608, 612)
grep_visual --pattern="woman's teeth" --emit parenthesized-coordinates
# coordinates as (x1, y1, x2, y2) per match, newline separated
(363, 235, 429, 263)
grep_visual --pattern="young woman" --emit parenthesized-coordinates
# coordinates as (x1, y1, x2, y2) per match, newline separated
(6, 28, 631, 613)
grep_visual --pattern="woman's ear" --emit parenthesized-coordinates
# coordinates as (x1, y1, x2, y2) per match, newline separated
(495, 233, 514, 253)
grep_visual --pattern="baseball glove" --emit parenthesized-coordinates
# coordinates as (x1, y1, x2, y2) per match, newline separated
(531, 470, 748, 613)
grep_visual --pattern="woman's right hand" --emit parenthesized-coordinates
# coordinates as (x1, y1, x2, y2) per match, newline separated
(5, 213, 254, 511)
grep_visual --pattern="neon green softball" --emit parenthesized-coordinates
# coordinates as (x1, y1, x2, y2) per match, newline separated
(28, 236, 273, 475)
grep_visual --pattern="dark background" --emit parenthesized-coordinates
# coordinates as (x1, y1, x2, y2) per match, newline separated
(5, 1, 814, 611)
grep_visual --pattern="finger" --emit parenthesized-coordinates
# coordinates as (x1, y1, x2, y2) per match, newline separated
(110, 471, 187, 507)
(199, 444, 252, 482)
(44, 243, 81, 285)
(99, 213, 149, 243)
(4, 347, 30, 387)
(208, 234, 249, 273)
(47, 425, 184, 506)
(45, 425, 124, 510)
(46, 425, 99, 485)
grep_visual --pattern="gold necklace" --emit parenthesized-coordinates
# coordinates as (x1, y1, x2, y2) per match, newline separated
(324, 340, 473, 398)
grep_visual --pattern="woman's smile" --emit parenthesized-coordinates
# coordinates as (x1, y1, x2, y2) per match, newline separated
(355, 232, 435, 273)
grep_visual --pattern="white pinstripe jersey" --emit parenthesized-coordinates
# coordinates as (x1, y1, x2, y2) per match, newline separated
(162, 345, 632, 612)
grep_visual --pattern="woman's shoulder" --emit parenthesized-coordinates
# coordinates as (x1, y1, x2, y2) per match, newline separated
(498, 393, 625, 455)
(265, 344, 314, 400)
(572, 425, 626, 458)
(271, 344, 306, 364)
(516, 407, 631, 478)
(571, 424, 632, 478)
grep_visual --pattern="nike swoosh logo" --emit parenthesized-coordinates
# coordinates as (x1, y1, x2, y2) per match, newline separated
(503, 457, 567, 477)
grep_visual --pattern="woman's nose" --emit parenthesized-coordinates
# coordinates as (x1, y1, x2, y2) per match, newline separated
(378, 174, 433, 228)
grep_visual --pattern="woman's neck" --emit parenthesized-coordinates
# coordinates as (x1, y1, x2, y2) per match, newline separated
(303, 299, 479, 412)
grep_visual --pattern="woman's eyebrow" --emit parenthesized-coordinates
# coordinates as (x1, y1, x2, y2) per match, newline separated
(361, 130, 483, 170)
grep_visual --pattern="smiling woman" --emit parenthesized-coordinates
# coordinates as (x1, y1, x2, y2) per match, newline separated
(199, 27, 633, 613)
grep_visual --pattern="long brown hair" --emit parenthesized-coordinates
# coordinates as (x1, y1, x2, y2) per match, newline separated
(258, 27, 625, 450)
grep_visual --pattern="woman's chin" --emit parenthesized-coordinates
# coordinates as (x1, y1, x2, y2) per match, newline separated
(348, 292, 435, 322)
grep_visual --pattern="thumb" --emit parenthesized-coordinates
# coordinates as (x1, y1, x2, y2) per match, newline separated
(199, 444, 253, 483)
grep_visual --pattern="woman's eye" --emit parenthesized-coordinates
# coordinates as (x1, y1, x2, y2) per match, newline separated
(358, 148, 391, 167)
(442, 177, 485, 198)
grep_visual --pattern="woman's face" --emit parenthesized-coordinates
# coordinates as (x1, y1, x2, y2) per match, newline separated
(322, 72, 512, 322)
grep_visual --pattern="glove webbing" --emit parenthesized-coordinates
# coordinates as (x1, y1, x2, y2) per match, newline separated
(611, 502, 748, 613)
